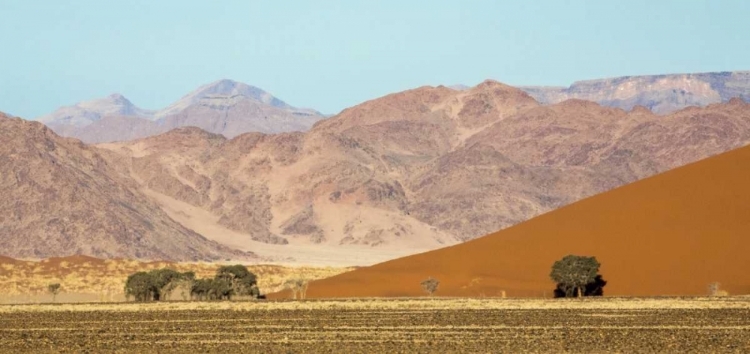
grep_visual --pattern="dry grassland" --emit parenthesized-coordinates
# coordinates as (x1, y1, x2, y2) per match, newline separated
(0, 297, 748, 353)
(0, 256, 351, 304)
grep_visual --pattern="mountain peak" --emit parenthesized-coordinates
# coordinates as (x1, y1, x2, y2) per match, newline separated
(202, 79, 252, 95)
(475, 79, 514, 90)
(155, 79, 292, 118)
(36, 93, 153, 125)
(107, 93, 127, 101)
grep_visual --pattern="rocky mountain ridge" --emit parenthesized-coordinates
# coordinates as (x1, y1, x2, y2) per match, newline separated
(98, 81, 750, 263)
(0, 113, 256, 261)
(37, 80, 325, 143)
(521, 71, 750, 114)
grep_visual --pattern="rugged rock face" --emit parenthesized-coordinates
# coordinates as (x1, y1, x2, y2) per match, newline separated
(36, 80, 325, 143)
(521, 71, 750, 114)
(0, 114, 255, 261)
(99, 81, 750, 255)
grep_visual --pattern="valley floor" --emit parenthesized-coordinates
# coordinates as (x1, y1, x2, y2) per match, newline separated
(0, 297, 748, 353)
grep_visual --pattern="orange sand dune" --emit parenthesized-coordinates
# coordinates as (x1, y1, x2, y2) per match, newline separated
(287, 145, 750, 298)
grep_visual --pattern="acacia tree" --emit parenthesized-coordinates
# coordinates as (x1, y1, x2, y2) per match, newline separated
(421, 277, 440, 296)
(285, 279, 309, 299)
(47, 283, 61, 302)
(125, 269, 194, 302)
(216, 265, 258, 299)
(124, 272, 157, 301)
(550, 255, 600, 298)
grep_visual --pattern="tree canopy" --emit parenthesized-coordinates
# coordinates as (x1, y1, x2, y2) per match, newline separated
(550, 255, 601, 298)
(125, 265, 260, 302)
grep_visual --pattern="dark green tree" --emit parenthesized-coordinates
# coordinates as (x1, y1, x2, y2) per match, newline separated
(148, 268, 194, 300)
(215, 265, 258, 298)
(125, 269, 195, 302)
(124, 272, 157, 302)
(550, 255, 601, 298)
(190, 278, 213, 300)
(209, 278, 233, 300)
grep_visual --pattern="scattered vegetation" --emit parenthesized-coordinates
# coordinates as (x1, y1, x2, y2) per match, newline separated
(421, 277, 440, 296)
(125, 265, 261, 302)
(550, 255, 606, 298)
(0, 257, 351, 304)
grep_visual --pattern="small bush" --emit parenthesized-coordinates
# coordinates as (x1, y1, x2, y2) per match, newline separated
(708, 282, 729, 297)
(421, 277, 439, 296)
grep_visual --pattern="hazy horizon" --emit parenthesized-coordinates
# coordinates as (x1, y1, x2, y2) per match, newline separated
(1, 0, 749, 118)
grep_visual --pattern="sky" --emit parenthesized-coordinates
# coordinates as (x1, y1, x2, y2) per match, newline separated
(1, 0, 749, 118)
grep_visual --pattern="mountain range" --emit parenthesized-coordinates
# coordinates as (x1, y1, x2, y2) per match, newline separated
(520, 71, 750, 114)
(0, 114, 255, 261)
(36, 71, 750, 145)
(37, 80, 325, 143)
(2, 71, 749, 264)
(95, 81, 750, 264)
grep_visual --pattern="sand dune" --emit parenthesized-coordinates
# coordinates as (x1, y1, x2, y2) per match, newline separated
(288, 144, 750, 298)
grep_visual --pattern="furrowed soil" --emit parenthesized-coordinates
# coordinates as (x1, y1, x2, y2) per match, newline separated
(0, 298, 748, 353)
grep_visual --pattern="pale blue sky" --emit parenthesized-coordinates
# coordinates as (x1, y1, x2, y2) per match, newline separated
(1, 0, 748, 118)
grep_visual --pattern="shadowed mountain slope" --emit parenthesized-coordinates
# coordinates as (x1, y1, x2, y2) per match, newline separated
(0, 113, 255, 261)
(286, 144, 750, 298)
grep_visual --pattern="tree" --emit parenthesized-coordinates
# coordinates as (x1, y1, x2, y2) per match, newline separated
(47, 283, 61, 302)
(285, 278, 309, 299)
(125, 266, 261, 302)
(124, 272, 157, 302)
(124, 269, 194, 302)
(190, 278, 213, 300)
(550, 255, 601, 298)
(216, 265, 258, 299)
(421, 277, 439, 296)
(149, 268, 187, 300)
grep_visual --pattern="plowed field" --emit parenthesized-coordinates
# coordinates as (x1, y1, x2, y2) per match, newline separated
(0, 298, 748, 353)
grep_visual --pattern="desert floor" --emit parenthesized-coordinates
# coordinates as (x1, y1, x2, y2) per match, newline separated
(0, 297, 747, 353)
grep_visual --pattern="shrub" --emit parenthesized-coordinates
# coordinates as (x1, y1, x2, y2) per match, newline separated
(708, 282, 729, 297)
(421, 277, 439, 296)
